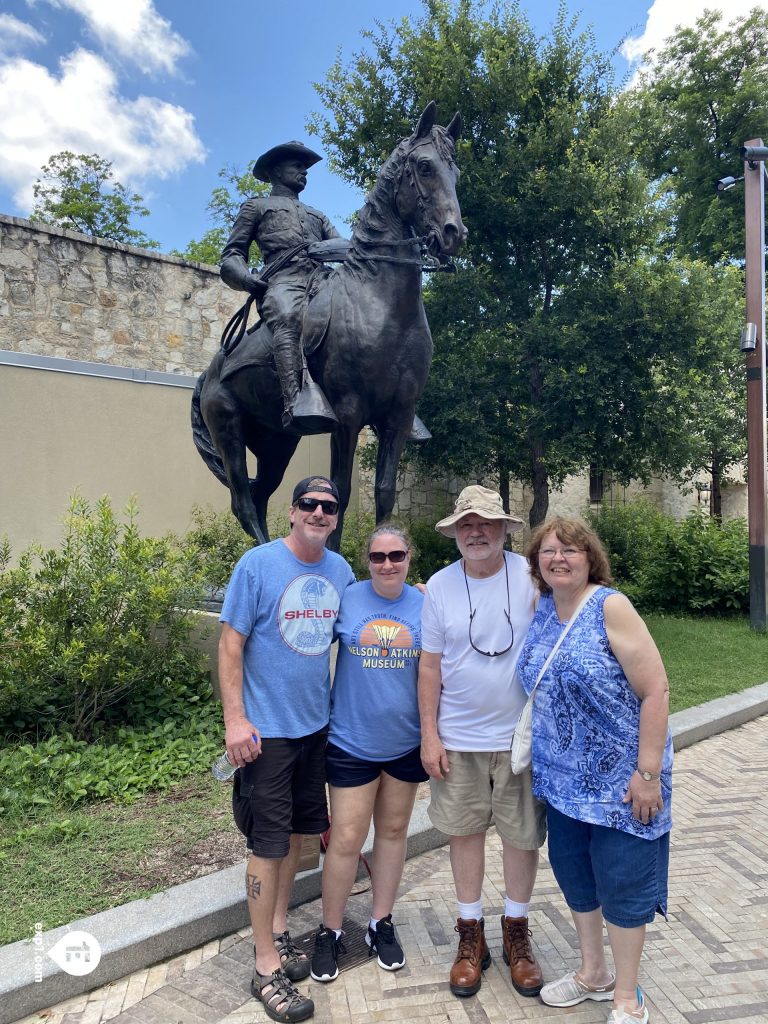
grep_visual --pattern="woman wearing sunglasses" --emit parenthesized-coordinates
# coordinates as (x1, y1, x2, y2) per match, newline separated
(311, 525, 427, 984)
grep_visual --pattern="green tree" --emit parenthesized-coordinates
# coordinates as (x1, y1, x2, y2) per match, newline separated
(312, 0, 669, 523)
(172, 165, 269, 265)
(29, 151, 158, 249)
(629, 7, 768, 263)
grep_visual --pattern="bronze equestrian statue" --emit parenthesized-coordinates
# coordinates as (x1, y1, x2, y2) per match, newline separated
(191, 102, 466, 549)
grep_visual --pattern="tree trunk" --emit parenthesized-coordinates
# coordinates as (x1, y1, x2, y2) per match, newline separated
(710, 448, 722, 520)
(498, 452, 510, 513)
(529, 442, 549, 527)
(527, 348, 549, 528)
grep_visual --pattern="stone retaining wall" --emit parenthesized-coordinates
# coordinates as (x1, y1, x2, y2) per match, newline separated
(0, 214, 240, 374)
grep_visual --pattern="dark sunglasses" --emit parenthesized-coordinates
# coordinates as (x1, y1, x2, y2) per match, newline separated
(368, 549, 408, 564)
(294, 497, 339, 515)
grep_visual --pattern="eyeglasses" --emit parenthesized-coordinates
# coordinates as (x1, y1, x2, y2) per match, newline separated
(368, 549, 408, 564)
(539, 547, 584, 559)
(463, 555, 514, 658)
(294, 497, 339, 515)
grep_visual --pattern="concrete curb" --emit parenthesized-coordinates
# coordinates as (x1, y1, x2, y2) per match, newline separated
(3, 682, 767, 1024)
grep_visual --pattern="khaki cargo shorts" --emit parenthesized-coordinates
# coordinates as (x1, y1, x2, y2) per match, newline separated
(427, 750, 546, 850)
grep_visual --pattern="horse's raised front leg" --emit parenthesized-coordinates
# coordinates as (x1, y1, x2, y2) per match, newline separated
(374, 427, 409, 524)
(329, 422, 361, 552)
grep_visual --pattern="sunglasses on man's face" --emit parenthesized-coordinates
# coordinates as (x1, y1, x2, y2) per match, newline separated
(368, 549, 408, 564)
(294, 497, 339, 515)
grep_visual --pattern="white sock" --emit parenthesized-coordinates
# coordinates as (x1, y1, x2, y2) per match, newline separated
(457, 899, 483, 921)
(504, 897, 529, 919)
(323, 925, 343, 938)
(369, 918, 379, 931)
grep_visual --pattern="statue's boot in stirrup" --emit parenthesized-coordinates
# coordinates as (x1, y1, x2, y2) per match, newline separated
(274, 332, 337, 434)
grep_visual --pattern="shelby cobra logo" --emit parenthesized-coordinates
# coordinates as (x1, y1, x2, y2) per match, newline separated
(279, 575, 342, 655)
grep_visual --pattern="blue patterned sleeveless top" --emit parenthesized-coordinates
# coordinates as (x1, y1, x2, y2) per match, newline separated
(517, 587, 672, 840)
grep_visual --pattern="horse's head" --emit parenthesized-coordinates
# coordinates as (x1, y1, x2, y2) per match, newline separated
(395, 101, 467, 259)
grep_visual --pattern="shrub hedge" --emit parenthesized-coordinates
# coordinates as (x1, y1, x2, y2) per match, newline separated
(588, 502, 748, 614)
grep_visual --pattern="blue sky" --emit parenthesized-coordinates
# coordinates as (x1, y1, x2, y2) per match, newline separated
(0, 0, 764, 253)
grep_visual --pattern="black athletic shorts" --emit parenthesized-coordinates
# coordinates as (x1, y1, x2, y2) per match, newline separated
(232, 726, 329, 858)
(325, 740, 428, 787)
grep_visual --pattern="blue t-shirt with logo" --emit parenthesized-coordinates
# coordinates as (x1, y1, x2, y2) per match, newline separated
(220, 539, 354, 738)
(329, 580, 423, 760)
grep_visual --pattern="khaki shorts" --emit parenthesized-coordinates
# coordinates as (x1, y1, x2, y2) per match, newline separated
(428, 750, 546, 850)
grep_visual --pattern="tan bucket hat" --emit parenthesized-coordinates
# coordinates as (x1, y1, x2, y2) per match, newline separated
(435, 485, 524, 538)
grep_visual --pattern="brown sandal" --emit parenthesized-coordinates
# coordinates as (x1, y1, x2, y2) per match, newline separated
(273, 930, 310, 981)
(251, 967, 314, 1023)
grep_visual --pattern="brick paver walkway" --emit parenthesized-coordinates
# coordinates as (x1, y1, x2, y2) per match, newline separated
(15, 716, 768, 1024)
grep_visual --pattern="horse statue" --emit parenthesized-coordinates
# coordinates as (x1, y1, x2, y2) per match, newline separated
(191, 102, 466, 548)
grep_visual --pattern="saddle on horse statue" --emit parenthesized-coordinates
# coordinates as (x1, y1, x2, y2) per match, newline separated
(218, 237, 433, 439)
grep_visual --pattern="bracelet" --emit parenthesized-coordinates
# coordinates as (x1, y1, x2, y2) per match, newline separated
(637, 768, 661, 781)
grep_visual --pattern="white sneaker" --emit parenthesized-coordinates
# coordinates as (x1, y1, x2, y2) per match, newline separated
(608, 987, 649, 1024)
(540, 970, 615, 1007)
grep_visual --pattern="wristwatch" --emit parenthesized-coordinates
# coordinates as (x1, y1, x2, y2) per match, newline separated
(638, 768, 661, 781)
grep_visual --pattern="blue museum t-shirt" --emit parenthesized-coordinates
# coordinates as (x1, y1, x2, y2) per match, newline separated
(329, 581, 423, 760)
(220, 539, 354, 738)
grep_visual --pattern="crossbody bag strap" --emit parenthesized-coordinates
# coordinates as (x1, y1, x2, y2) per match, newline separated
(529, 584, 598, 696)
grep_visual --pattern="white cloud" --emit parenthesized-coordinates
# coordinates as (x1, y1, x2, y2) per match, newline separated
(42, 0, 191, 75)
(622, 0, 768, 66)
(0, 13, 45, 55)
(0, 48, 205, 210)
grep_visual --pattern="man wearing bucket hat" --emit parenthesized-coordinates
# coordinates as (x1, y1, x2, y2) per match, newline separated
(418, 485, 546, 999)
(220, 141, 342, 432)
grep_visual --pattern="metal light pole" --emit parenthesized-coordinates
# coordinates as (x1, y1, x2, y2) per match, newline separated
(741, 140, 768, 630)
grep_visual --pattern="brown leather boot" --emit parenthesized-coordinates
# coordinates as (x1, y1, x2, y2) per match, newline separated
(501, 915, 543, 996)
(449, 917, 491, 997)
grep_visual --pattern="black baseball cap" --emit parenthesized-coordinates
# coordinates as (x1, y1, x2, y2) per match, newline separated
(292, 476, 340, 504)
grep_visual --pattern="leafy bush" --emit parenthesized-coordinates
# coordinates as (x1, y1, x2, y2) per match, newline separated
(0, 495, 207, 742)
(633, 512, 749, 614)
(183, 503, 255, 590)
(588, 501, 748, 614)
(0, 702, 221, 815)
(587, 500, 670, 582)
(406, 516, 457, 582)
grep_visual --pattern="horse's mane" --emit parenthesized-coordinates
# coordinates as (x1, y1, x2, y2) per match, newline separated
(353, 125, 457, 244)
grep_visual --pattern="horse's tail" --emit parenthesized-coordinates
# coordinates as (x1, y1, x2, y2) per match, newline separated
(191, 365, 228, 486)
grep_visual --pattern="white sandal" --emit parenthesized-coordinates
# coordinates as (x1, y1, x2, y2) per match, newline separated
(540, 970, 616, 1007)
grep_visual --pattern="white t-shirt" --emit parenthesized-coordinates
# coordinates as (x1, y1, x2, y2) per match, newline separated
(421, 553, 536, 752)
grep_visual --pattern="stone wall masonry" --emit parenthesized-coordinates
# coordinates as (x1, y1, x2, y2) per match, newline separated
(0, 215, 242, 374)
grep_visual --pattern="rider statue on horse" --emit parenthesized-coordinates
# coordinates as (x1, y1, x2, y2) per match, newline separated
(193, 102, 465, 548)
(220, 141, 340, 432)
(219, 140, 429, 439)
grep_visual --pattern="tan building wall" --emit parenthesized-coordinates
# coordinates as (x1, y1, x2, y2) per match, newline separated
(0, 356, 339, 556)
(0, 217, 354, 554)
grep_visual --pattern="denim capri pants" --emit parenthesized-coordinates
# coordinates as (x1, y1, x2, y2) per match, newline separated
(546, 804, 669, 928)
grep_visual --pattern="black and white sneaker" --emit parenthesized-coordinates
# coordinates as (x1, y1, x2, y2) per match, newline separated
(366, 915, 406, 971)
(310, 925, 344, 982)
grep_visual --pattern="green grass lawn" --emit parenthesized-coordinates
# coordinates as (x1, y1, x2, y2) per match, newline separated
(645, 613, 768, 713)
(0, 775, 242, 946)
(1, 614, 766, 947)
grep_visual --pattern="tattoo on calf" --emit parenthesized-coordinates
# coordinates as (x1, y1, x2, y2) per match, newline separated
(246, 872, 261, 899)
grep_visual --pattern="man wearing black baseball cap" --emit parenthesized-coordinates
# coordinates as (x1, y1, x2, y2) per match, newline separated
(218, 474, 353, 1020)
